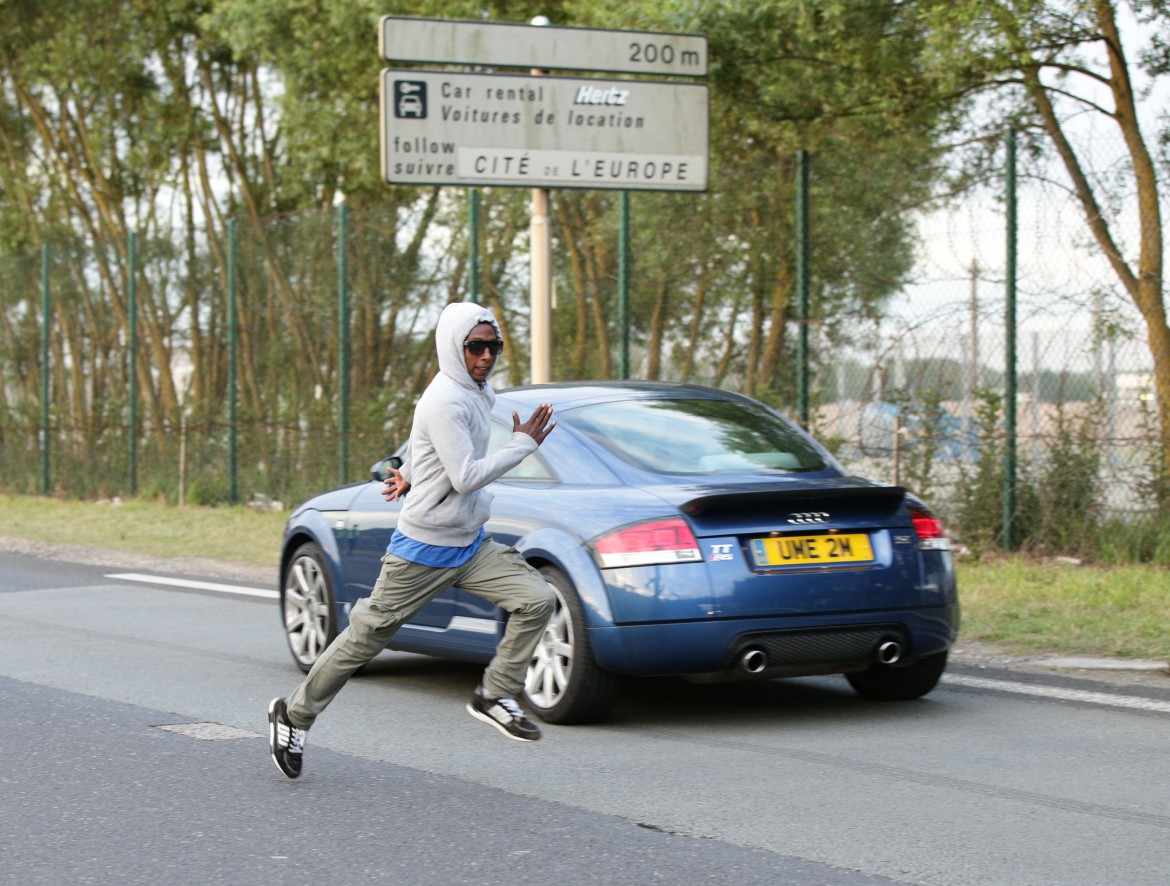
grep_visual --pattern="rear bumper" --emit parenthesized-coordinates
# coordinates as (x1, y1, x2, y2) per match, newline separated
(588, 604, 960, 676)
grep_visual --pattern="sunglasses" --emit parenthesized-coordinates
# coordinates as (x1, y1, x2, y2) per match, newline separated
(464, 339, 504, 356)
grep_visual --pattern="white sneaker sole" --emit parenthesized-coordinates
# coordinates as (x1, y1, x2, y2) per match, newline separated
(466, 703, 541, 742)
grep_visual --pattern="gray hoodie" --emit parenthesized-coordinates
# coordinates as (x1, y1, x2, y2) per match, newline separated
(395, 302, 538, 547)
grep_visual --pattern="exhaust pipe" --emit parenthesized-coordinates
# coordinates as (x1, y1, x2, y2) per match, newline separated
(876, 640, 903, 665)
(741, 647, 768, 674)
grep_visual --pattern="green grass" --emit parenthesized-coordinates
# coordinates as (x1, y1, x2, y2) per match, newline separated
(0, 494, 287, 568)
(1, 494, 1166, 661)
(957, 555, 1169, 661)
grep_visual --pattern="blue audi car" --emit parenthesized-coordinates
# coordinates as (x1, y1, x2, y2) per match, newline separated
(278, 381, 959, 724)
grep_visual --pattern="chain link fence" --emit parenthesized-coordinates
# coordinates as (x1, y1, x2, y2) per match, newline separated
(1, 133, 1162, 556)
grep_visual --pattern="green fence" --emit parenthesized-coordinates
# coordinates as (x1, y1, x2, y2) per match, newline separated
(1, 136, 1163, 558)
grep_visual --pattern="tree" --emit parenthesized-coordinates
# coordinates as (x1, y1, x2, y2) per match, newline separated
(555, 0, 960, 400)
(911, 0, 1170, 499)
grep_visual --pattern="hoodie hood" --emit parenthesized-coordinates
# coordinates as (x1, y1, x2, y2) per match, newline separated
(435, 302, 501, 390)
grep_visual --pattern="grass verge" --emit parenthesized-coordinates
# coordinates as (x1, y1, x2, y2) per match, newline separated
(957, 554, 1168, 661)
(0, 494, 287, 568)
(1, 495, 1166, 661)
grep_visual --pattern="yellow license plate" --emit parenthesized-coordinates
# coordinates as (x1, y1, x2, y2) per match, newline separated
(749, 533, 874, 567)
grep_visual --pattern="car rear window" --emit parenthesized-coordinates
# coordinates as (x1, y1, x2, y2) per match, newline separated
(564, 397, 826, 475)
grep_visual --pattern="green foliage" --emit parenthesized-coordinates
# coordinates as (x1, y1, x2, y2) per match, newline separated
(1093, 513, 1170, 567)
(890, 387, 950, 500)
(1029, 403, 1103, 557)
(954, 388, 1038, 554)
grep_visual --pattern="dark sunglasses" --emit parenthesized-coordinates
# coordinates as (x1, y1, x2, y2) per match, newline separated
(464, 339, 504, 356)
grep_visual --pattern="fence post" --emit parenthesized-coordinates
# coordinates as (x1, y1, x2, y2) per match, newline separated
(338, 202, 350, 486)
(228, 218, 239, 505)
(1003, 129, 1018, 551)
(618, 191, 631, 380)
(795, 150, 811, 427)
(128, 231, 138, 496)
(40, 243, 51, 495)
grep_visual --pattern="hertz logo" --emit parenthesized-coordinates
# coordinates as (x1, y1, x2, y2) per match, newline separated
(787, 512, 829, 524)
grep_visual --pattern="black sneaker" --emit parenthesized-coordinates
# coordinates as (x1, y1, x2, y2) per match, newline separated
(466, 686, 542, 742)
(268, 697, 307, 778)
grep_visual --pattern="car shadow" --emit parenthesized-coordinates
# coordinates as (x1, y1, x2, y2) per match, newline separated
(352, 650, 950, 729)
(606, 673, 941, 728)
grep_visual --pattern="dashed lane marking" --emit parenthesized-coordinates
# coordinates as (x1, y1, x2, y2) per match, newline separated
(106, 572, 277, 599)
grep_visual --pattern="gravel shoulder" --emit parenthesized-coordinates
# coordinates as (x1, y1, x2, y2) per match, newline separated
(4, 533, 1167, 692)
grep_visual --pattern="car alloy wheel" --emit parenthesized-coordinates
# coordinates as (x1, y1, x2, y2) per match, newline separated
(527, 580, 572, 711)
(282, 542, 337, 672)
(525, 566, 621, 725)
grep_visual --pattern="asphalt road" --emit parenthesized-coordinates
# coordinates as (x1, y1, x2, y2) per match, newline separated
(3, 550, 1169, 885)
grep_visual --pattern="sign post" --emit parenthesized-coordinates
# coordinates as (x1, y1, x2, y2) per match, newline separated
(529, 19, 553, 383)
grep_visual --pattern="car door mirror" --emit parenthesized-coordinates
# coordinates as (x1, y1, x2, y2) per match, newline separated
(370, 455, 403, 482)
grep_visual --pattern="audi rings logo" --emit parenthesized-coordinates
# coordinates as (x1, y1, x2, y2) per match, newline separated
(787, 512, 829, 524)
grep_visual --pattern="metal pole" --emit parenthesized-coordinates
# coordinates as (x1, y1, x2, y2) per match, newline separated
(1003, 130, 1018, 551)
(618, 191, 631, 379)
(228, 218, 239, 505)
(469, 189, 480, 304)
(40, 243, 50, 495)
(128, 231, 138, 496)
(337, 202, 350, 485)
(967, 259, 979, 461)
(795, 150, 811, 427)
(529, 16, 552, 384)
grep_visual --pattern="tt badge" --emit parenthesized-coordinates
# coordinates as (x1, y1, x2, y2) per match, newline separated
(709, 543, 734, 561)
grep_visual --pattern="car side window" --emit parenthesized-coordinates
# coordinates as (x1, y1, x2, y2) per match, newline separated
(488, 422, 554, 480)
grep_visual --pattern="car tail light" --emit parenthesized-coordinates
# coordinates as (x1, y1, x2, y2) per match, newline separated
(908, 506, 951, 551)
(591, 517, 703, 568)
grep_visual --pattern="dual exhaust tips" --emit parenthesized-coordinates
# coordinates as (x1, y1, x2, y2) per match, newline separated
(738, 637, 904, 674)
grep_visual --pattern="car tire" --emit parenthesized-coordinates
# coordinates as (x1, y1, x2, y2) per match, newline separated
(281, 542, 338, 673)
(845, 650, 948, 701)
(525, 566, 622, 725)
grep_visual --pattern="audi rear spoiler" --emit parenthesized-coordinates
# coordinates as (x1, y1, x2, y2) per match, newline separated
(679, 481, 906, 518)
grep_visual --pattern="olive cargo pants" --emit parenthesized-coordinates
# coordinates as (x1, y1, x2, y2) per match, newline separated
(286, 538, 555, 730)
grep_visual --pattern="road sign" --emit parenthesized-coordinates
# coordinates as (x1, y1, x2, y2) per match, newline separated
(379, 16, 708, 77)
(381, 70, 708, 192)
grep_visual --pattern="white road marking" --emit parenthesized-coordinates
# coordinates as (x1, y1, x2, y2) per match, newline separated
(106, 572, 277, 599)
(946, 673, 1170, 714)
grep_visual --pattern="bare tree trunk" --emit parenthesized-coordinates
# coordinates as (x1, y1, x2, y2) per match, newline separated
(682, 273, 708, 383)
(646, 279, 669, 380)
(759, 264, 794, 391)
(714, 294, 745, 388)
(556, 197, 592, 377)
(1025, 2, 1168, 496)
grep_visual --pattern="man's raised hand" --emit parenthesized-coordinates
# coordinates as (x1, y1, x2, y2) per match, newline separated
(513, 403, 556, 446)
